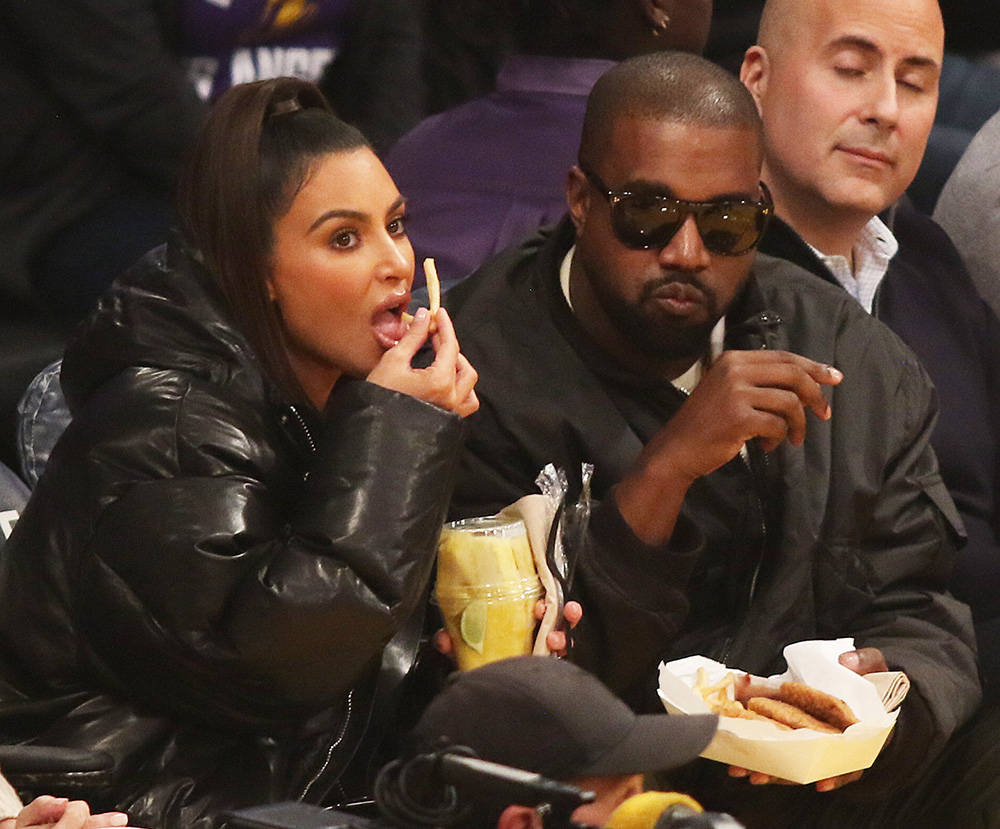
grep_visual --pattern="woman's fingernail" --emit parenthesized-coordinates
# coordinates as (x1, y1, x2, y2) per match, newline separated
(840, 651, 860, 671)
(415, 307, 429, 321)
(826, 365, 843, 381)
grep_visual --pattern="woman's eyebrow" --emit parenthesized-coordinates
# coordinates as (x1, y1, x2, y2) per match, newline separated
(309, 209, 365, 233)
(309, 197, 407, 233)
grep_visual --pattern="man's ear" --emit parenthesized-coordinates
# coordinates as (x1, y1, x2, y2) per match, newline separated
(497, 804, 544, 829)
(638, 0, 670, 32)
(740, 45, 769, 109)
(567, 166, 591, 235)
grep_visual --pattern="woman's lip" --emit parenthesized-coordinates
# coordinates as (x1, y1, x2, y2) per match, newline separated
(371, 292, 412, 347)
(374, 291, 411, 316)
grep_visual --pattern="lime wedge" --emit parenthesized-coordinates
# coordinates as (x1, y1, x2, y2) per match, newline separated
(460, 600, 487, 654)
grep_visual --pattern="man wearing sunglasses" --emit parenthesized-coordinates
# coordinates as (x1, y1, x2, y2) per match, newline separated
(742, 0, 1000, 703)
(444, 49, 996, 827)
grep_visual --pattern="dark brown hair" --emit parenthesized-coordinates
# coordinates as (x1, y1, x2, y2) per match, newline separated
(175, 77, 369, 406)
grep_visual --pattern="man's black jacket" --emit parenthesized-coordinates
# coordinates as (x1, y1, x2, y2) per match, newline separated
(446, 218, 979, 798)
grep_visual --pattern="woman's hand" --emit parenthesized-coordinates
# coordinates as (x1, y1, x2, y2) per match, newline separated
(2, 796, 131, 829)
(367, 307, 479, 417)
(433, 600, 583, 659)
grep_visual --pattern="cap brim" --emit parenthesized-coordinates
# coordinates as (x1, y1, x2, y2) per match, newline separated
(577, 713, 718, 777)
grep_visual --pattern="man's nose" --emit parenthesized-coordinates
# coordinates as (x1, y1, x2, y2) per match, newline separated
(657, 215, 711, 268)
(863, 72, 900, 129)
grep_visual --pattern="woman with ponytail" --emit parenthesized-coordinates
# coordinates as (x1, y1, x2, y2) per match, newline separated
(0, 77, 477, 829)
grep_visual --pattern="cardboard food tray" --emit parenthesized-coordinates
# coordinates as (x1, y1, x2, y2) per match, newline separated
(657, 639, 906, 784)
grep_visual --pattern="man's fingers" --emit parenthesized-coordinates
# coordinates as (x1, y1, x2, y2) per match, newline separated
(546, 629, 569, 655)
(433, 629, 455, 657)
(737, 360, 835, 421)
(758, 351, 843, 386)
(816, 770, 864, 792)
(748, 387, 809, 446)
(839, 647, 889, 675)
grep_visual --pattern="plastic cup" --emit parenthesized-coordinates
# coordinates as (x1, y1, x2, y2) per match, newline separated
(435, 516, 543, 671)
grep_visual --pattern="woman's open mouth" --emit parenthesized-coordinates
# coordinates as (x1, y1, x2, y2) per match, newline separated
(372, 295, 411, 348)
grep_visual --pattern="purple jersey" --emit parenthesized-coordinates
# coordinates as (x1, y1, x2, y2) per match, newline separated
(179, 0, 358, 100)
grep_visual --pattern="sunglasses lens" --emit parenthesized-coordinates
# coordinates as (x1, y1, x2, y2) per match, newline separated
(607, 187, 771, 255)
(696, 203, 769, 255)
(612, 194, 684, 249)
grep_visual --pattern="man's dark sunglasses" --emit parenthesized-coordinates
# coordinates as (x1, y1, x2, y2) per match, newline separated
(581, 165, 774, 256)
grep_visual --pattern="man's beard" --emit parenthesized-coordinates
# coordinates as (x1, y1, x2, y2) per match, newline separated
(586, 267, 722, 363)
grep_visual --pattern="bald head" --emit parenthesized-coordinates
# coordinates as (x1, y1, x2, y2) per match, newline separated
(743, 0, 943, 254)
(579, 51, 763, 169)
(757, 0, 943, 57)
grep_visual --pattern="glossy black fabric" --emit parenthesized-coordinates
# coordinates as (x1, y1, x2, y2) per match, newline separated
(445, 220, 980, 805)
(760, 205, 1000, 700)
(0, 241, 465, 829)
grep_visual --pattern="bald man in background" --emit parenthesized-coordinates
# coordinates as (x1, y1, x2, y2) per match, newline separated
(743, 0, 1000, 708)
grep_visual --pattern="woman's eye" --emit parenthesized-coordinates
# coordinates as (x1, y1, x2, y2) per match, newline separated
(387, 215, 407, 237)
(330, 229, 360, 249)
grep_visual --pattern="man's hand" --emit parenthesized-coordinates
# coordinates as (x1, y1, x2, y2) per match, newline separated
(839, 647, 889, 676)
(729, 646, 890, 792)
(653, 350, 842, 479)
(616, 351, 842, 544)
(727, 765, 864, 792)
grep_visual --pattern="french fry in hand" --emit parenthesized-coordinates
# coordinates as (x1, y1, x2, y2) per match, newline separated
(425, 258, 441, 315)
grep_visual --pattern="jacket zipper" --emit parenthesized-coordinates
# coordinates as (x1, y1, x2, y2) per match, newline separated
(716, 313, 776, 665)
(287, 405, 316, 454)
(299, 690, 353, 801)
(285, 403, 352, 801)
(717, 446, 769, 666)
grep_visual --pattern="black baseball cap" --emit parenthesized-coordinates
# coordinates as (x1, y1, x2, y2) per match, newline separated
(407, 656, 717, 780)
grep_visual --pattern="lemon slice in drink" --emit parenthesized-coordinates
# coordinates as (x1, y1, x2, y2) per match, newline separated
(460, 600, 488, 654)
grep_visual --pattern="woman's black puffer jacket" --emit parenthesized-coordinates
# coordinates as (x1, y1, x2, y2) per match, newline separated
(0, 240, 465, 828)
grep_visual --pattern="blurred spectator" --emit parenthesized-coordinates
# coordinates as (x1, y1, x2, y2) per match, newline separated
(0, 0, 422, 325)
(0, 0, 204, 323)
(419, 0, 512, 118)
(934, 109, 1000, 319)
(386, 0, 714, 293)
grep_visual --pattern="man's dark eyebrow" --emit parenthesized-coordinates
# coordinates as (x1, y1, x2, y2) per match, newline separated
(308, 196, 407, 233)
(828, 34, 940, 71)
